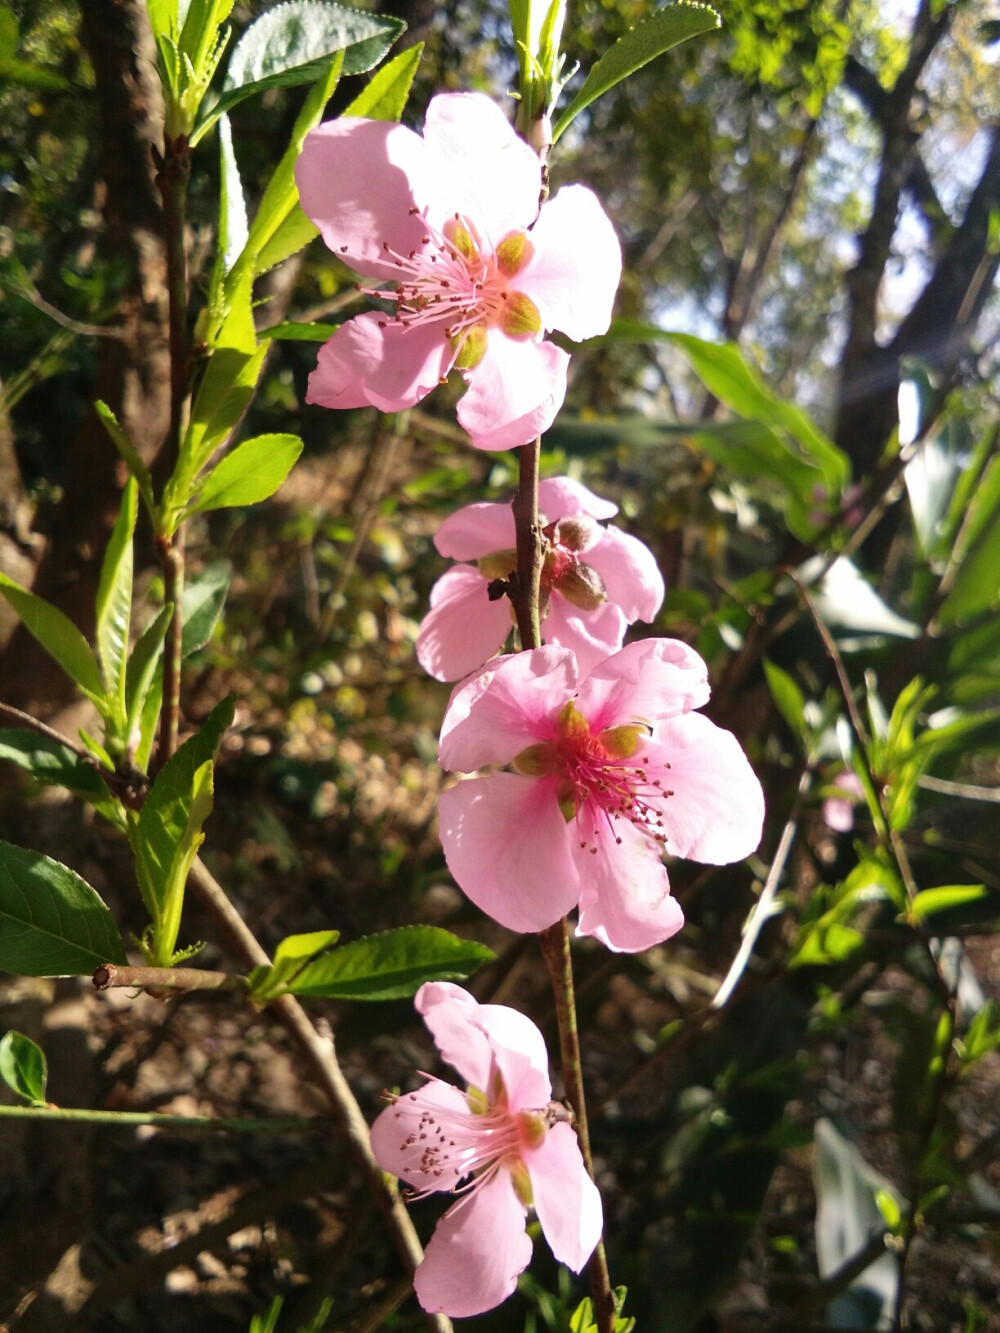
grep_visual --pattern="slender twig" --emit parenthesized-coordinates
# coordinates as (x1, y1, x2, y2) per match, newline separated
(713, 765, 814, 1008)
(509, 437, 544, 649)
(92, 962, 250, 994)
(0, 700, 148, 809)
(0, 1104, 313, 1131)
(186, 857, 452, 1333)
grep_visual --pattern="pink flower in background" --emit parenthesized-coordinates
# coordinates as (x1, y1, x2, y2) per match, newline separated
(295, 92, 621, 451)
(370, 982, 602, 1317)
(417, 476, 665, 680)
(822, 770, 865, 832)
(437, 640, 765, 951)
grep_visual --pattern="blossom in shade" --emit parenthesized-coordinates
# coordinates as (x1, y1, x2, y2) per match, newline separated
(822, 770, 865, 833)
(369, 982, 602, 1317)
(295, 92, 621, 451)
(437, 639, 765, 951)
(417, 475, 665, 681)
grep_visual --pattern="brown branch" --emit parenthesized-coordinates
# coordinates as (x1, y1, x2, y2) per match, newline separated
(92, 962, 249, 994)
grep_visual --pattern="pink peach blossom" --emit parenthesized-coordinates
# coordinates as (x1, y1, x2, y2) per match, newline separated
(369, 982, 602, 1317)
(295, 92, 621, 451)
(417, 475, 665, 680)
(437, 640, 765, 951)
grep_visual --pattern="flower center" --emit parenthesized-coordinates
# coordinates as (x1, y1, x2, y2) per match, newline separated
(388, 1073, 542, 1205)
(513, 701, 673, 852)
(360, 208, 541, 363)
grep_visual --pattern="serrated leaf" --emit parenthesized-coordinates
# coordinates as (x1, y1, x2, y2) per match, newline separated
(259, 319, 339, 343)
(249, 929, 341, 1001)
(253, 204, 320, 275)
(94, 402, 156, 518)
(125, 603, 173, 740)
(343, 41, 422, 120)
(553, 3, 720, 142)
(182, 562, 231, 656)
(274, 929, 340, 963)
(0, 571, 103, 705)
(0, 730, 119, 818)
(96, 479, 138, 737)
(0, 1030, 48, 1104)
(0, 842, 127, 976)
(133, 698, 233, 960)
(194, 0, 404, 139)
(186, 433, 303, 514)
(218, 112, 249, 273)
(286, 926, 495, 1000)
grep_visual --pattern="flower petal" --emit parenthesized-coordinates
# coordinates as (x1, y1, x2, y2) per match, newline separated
(574, 638, 711, 732)
(421, 92, 541, 242)
(369, 1077, 474, 1191)
(415, 981, 494, 1090)
(652, 712, 765, 863)
(537, 476, 618, 523)
(434, 501, 516, 559)
(529, 1122, 603, 1271)
(585, 527, 665, 623)
(574, 815, 684, 952)
(544, 595, 627, 679)
(306, 312, 454, 414)
(414, 1170, 531, 1316)
(474, 1003, 552, 1109)
(296, 119, 439, 281)
(417, 566, 512, 681)
(438, 774, 581, 932)
(457, 336, 569, 452)
(438, 646, 577, 772)
(519, 185, 622, 341)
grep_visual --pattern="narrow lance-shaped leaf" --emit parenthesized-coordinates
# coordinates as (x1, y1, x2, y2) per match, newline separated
(0, 730, 121, 823)
(186, 434, 304, 514)
(94, 402, 156, 519)
(125, 603, 173, 747)
(286, 926, 495, 1000)
(0, 841, 127, 976)
(0, 571, 103, 706)
(95, 478, 138, 741)
(342, 41, 423, 120)
(553, 3, 720, 142)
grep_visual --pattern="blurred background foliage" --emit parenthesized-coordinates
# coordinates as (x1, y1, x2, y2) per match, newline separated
(0, 0, 999, 1330)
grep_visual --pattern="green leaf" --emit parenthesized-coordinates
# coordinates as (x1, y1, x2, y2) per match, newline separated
(0, 571, 103, 706)
(125, 604, 173, 738)
(553, 3, 720, 142)
(0, 842, 127, 976)
(253, 204, 319, 276)
(763, 658, 806, 743)
(194, 0, 405, 139)
(145, 0, 179, 41)
(186, 433, 303, 514)
(259, 319, 339, 343)
(248, 929, 341, 1001)
(181, 562, 232, 656)
(0, 1030, 48, 1105)
(910, 884, 988, 921)
(95, 479, 138, 737)
(286, 926, 495, 1000)
(94, 403, 156, 518)
(217, 112, 250, 273)
(343, 41, 422, 120)
(0, 730, 119, 818)
(133, 698, 233, 962)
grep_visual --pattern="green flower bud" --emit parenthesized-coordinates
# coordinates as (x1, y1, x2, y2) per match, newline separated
(553, 561, 607, 610)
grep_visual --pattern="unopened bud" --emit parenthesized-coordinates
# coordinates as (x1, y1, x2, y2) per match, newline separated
(553, 561, 606, 610)
(554, 515, 601, 553)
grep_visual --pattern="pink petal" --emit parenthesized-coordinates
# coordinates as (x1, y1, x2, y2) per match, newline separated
(369, 1077, 473, 1191)
(585, 527, 665, 623)
(574, 815, 684, 952)
(295, 119, 439, 282)
(529, 1122, 603, 1271)
(473, 1003, 552, 1109)
(544, 595, 627, 679)
(414, 1169, 531, 1316)
(415, 981, 494, 1090)
(438, 646, 577, 772)
(434, 501, 516, 559)
(421, 93, 541, 242)
(438, 774, 581, 932)
(457, 336, 569, 452)
(823, 796, 855, 833)
(652, 712, 765, 863)
(574, 638, 712, 732)
(306, 312, 454, 414)
(537, 476, 618, 523)
(417, 566, 512, 681)
(519, 185, 622, 341)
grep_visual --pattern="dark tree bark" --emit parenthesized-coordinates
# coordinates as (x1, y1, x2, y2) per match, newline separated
(833, 0, 997, 476)
(0, 0, 170, 714)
